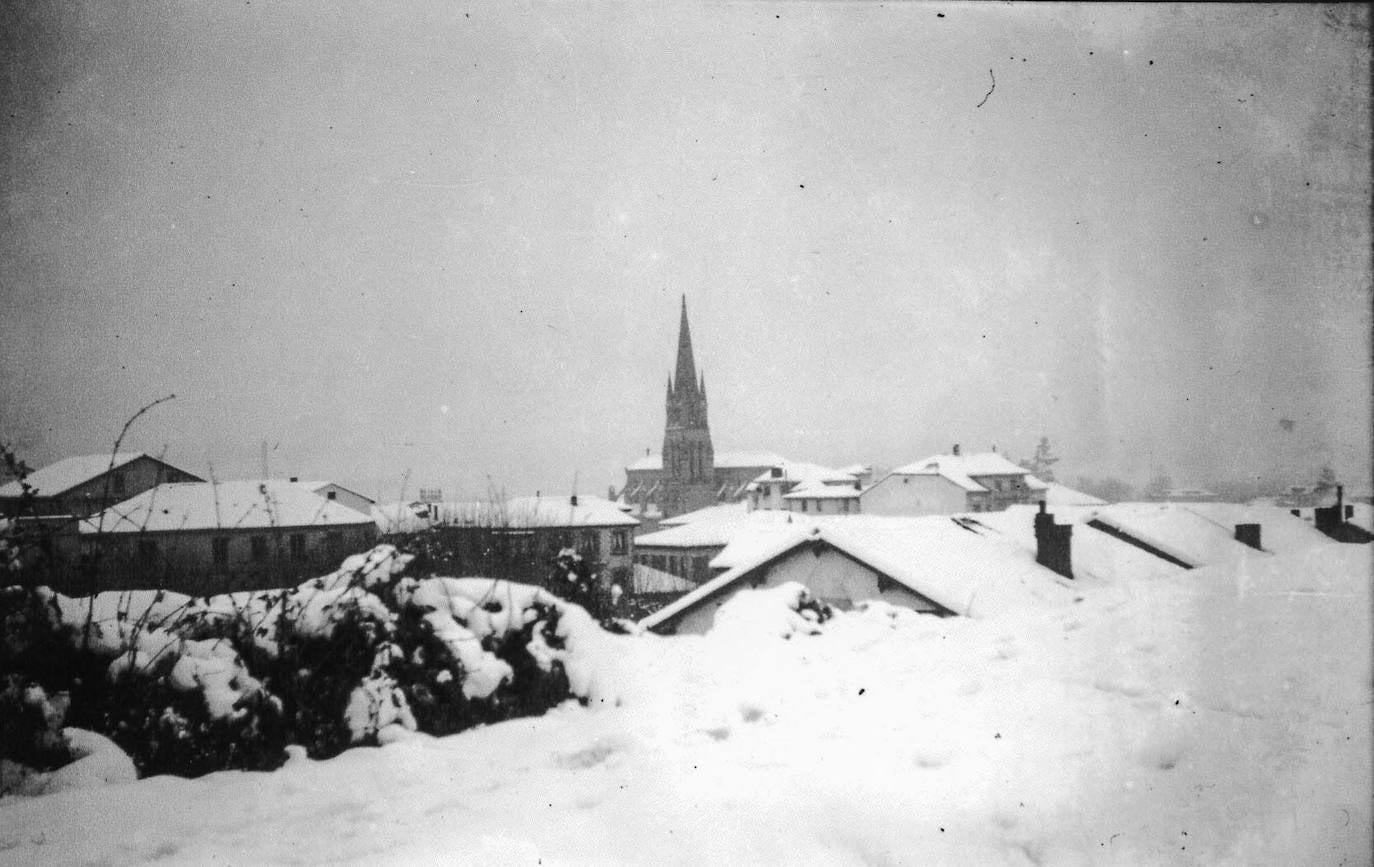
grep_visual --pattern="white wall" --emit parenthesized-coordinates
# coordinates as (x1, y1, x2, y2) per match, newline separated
(668, 545, 945, 635)
(314, 484, 375, 516)
(860, 473, 969, 516)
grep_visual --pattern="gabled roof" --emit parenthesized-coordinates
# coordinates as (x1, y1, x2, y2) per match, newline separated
(749, 460, 855, 487)
(890, 451, 1034, 492)
(81, 480, 375, 534)
(641, 515, 1074, 630)
(0, 453, 199, 499)
(292, 480, 376, 505)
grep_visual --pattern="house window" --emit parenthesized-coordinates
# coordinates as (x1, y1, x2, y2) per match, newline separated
(580, 529, 600, 558)
(327, 491, 337, 500)
(692, 556, 708, 580)
(801, 499, 809, 512)
(290, 533, 306, 561)
(250, 535, 268, 562)
(326, 531, 343, 553)
(211, 536, 230, 565)
(611, 529, 628, 555)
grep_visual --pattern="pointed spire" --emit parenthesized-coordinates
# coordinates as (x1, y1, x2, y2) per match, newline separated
(675, 294, 697, 394)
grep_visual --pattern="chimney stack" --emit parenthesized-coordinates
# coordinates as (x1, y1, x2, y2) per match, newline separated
(953, 444, 961, 457)
(289, 476, 298, 483)
(1234, 523, 1262, 550)
(1034, 500, 1074, 579)
(570, 494, 578, 507)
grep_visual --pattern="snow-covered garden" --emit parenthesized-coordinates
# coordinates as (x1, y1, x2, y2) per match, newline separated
(1, 539, 1369, 865)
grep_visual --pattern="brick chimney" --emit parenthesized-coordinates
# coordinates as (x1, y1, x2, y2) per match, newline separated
(1034, 500, 1073, 579)
(952, 443, 961, 457)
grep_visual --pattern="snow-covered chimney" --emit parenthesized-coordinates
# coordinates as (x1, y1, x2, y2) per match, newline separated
(952, 444, 961, 457)
(570, 494, 578, 507)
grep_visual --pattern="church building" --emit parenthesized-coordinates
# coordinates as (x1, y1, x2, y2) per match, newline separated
(620, 298, 784, 523)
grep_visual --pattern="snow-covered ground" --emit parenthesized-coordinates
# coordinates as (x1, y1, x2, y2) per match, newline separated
(1, 542, 1369, 865)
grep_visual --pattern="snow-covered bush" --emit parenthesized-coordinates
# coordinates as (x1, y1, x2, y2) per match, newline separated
(0, 545, 589, 787)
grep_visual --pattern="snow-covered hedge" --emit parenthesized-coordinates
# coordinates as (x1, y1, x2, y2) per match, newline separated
(0, 545, 594, 790)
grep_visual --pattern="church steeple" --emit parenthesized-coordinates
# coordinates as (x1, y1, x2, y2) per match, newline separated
(660, 296, 714, 517)
(674, 294, 697, 396)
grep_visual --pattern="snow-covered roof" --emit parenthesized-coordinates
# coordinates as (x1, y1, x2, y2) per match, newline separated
(837, 463, 872, 476)
(626, 454, 662, 472)
(1040, 481, 1106, 506)
(642, 515, 1074, 629)
(888, 452, 1035, 493)
(1177, 502, 1333, 555)
(1086, 503, 1268, 569)
(658, 501, 749, 527)
(0, 453, 170, 499)
(708, 520, 817, 570)
(967, 505, 1188, 583)
(781, 480, 861, 500)
(626, 451, 789, 472)
(637, 509, 801, 550)
(503, 495, 640, 528)
(749, 460, 855, 488)
(81, 480, 375, 534)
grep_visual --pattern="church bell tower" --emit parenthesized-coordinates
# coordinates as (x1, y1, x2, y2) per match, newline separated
(661, 296, 716, 516)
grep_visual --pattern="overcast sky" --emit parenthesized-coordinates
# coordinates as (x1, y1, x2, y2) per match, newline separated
(2, 2, 1370, 501)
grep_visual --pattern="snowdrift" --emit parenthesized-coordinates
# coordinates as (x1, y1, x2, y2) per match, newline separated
(1, 540, 1368, 866)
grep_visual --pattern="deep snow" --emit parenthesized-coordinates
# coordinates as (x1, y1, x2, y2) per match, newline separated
(1, 542, 1369, 866)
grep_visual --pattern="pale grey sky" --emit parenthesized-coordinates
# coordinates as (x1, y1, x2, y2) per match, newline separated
(2, 2, 1369, 500)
